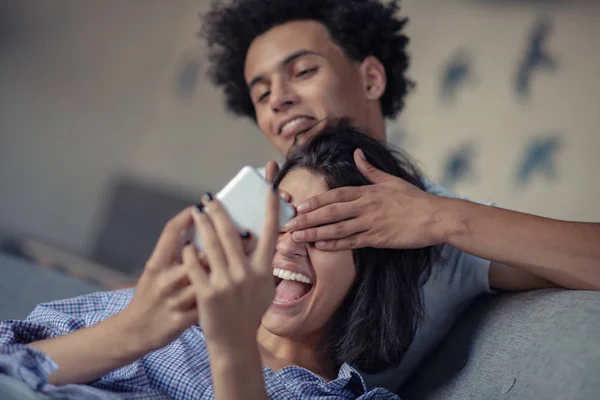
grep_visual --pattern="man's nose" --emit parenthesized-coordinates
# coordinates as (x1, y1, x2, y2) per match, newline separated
(269, 77, 298, 113)
(276, 232, 308, 258)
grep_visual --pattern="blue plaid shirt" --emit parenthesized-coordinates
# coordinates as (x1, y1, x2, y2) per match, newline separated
(0, 289, 398, 399)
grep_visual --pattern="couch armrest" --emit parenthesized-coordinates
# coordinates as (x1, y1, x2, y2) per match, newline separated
(0, 252, 104, 320)
(4, 237, 137, 290)
(400, 289, 600, 400)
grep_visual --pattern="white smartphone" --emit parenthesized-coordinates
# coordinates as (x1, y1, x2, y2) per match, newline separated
(184, 166, 295, 251)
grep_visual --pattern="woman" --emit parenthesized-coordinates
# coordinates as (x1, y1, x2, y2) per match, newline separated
(0, 121, 432, 399)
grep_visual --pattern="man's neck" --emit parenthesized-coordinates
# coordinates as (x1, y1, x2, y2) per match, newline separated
(363, 105, 387, 142)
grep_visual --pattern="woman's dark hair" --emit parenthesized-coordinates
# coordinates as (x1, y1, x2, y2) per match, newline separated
(273, 120, 432, 374)
(201, 0, 413, 121)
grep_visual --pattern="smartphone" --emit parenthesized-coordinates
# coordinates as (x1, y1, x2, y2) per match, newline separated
(184, 166, 295, 251)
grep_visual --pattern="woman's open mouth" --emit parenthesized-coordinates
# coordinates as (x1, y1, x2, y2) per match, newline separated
(272, 268, 314, 307)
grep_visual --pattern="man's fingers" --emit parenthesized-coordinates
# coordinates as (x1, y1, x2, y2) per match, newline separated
(284, 201, 358, 233)
(265, 160, 280, 183)
(295, 187, 360, 215)
(314, 234, 364, 251)
(292, 219, 367, 243)
(147, 207, 194, 270)
(253, 188, 280, 273)
(354, 148, 396, 184)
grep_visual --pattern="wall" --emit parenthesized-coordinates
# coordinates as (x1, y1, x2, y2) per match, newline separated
(396, 0, 600, 221)
(0, 0, 276, 259)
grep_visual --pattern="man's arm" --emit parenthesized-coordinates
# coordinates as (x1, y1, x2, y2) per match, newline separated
(285, 150, 600, 291)
(437, 198, 600, 290)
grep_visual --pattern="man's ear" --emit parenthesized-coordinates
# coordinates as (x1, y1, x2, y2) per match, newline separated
(359, 56, 386, 100)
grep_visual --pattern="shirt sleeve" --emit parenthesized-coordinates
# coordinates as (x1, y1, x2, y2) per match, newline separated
(0, 289, 133, 389)
(423, 177, 495, 206)
(358, 180, 496, 391)
(422, 177, 494, 294)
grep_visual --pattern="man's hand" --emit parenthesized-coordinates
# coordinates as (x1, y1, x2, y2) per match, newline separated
(283, 149, 448, 251)
(117, 207, 199, 352)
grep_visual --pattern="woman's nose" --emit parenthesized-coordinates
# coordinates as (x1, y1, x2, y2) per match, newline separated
(276, 231, 308, 258)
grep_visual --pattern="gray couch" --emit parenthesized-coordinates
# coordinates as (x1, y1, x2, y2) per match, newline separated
(400, 289, 600, 399)
(2, 252, 599, 399)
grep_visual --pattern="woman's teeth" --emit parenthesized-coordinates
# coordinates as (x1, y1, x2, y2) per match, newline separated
(272, 268, 312, 284)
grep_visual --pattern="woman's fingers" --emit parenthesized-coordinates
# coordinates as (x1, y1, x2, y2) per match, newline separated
(183, 244, 209, 290)
(265, 161, 291, 202)
(159, 260, 192, 296)
(181, 308, 200, 327)
(264, 160, 279, 183)
(147, 207, 194, 270)
(240, 231, 257, 255)
(253, 188, 280, 274)
(192, 201, 229, 280)
(201, 195, 247, 276)
(172, 283, 199, 310)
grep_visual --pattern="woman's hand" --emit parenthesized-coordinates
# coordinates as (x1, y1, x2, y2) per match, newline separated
(117, 207, 199, 352)
(184, 189, 280, 354)
(32, 207, 202, 386)
(265, 160, 291, 202)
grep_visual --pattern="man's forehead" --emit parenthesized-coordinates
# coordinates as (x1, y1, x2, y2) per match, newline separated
(244, 21, 334, 79)
(254, 20, 331, 51)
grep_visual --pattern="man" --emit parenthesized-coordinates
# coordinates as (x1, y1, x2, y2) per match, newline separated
(200, 0, 600, 389)
(1, 0, 598, 398)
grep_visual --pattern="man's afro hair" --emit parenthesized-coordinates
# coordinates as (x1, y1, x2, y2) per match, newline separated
(200, 0, 414, 121)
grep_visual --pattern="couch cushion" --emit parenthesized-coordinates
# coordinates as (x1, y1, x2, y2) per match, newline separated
(0, 252, 102, 320)
(400, 289, 600, 400)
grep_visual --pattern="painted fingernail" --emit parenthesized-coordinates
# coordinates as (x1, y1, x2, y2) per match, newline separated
(203, 192, 214, 201)
(297, 202, 309, 213)
(283, 219, 296, 231)
(292, 231, 305, 241)
(357, 148, 367, 160)
(195, 203, 204, 213)
(240, 231, 251, 239)
(316, 241, 327, 248)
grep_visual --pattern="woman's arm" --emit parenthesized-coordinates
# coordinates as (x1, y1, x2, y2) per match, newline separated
(28, 207, 200, 385)
(185, 192, 280, 400)
(28, 313, 145, 385)
(207, 339, 268, 400)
